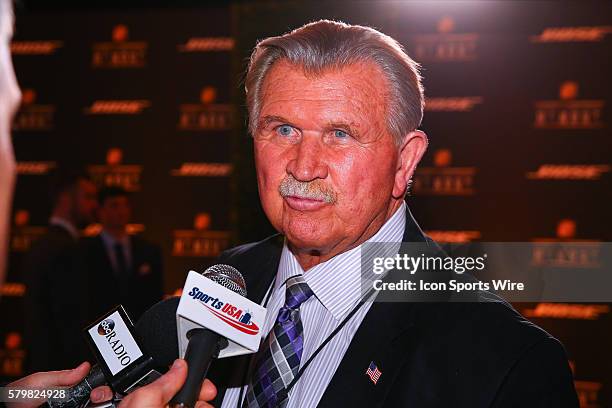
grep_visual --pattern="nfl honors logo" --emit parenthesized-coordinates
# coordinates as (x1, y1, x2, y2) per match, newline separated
(412, 149, 476, 196)
(88, 148, 143, 192)
(0, 332, 25, 377)
(92, 24, 148, 68)
(10, 210, 46, 252)
(534, 81, 604, 129)
(178, 86, 234, 131)
(12, 89, 55, 131)
(568, 362, 603, 407)
(411, 16, 478, 62)
(530, 219, 601, 269)
(172, 213, 231, 257)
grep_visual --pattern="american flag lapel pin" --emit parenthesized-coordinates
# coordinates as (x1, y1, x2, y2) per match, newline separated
(365, 361, 382, 385)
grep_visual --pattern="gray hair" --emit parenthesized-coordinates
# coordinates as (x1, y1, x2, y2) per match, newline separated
(245, 19, 424, 145)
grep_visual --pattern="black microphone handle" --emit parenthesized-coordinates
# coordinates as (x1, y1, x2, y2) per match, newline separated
(170, 328, 225, 408)
(44, 365, 106, 408)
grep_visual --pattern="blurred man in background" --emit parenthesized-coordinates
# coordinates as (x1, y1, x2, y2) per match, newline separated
(82, 186, 163, 322)
(0, 4, 201, 407)
(23, 169, 97, 373)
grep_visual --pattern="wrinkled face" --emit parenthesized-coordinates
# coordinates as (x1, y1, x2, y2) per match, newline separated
(99, 195, 131, 231)
(254, 60, 404, 259)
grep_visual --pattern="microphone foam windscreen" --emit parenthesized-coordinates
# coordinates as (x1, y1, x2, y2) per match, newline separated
(135, 296, 180, 372)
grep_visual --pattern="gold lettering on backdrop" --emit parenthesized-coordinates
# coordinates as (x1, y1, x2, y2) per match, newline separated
(413, 149, 476, 196)
(534, 82, 604, 129)
(411, 16, 478, 62)
(92, 25, 147, 68)
(12, 89, 55, 131)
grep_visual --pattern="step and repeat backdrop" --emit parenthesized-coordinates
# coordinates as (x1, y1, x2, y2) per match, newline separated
(2, 5, 236, 380)
(1, 2, 611, 406)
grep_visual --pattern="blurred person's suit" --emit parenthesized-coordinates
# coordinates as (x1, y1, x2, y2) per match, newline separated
(81, 232, 163, 323)
(23, 171, 97, 373)
(23, 220, 88, 373)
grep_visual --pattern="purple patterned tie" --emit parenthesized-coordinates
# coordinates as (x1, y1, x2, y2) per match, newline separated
(244, 275, 314, 408)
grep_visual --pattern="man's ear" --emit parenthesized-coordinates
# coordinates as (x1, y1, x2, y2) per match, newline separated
(392, 130, 428, 198)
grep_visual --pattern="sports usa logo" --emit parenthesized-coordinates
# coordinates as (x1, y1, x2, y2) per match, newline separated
(188, 287, 259, 335)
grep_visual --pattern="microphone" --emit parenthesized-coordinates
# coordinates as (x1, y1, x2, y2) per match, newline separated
(46, 298, 180, 408)
(171, 264, 266, 408)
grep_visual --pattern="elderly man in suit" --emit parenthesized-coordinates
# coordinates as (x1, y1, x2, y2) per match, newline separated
(205, 20, 579, 408)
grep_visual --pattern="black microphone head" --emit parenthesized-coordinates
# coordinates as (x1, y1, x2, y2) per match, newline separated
(135, 296, 180, 372)
(202, 264, 247, 297)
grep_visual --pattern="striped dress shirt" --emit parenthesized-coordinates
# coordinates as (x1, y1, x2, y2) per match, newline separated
(221, 202, 406, 408)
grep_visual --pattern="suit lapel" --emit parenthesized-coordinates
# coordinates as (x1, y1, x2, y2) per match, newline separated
(318, 204, 429, 407)
(318, 301, 418, 407)
(242, 236, 283, 305)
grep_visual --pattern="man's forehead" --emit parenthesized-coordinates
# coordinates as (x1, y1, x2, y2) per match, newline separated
(262, 59, 386, 92)
(259, 59, 389, 126)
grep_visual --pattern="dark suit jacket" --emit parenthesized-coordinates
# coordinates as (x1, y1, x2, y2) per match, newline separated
(23, 224, 84, 373)
(208, 206, 579, 407)
(80, 234, 163, 324)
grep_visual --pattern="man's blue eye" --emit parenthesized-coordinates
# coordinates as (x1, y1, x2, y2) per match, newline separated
(334, 130, 348, 138)
(277, 125, 293, 136)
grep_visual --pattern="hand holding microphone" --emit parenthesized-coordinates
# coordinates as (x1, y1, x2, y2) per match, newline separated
(92, 263, 262, 408)
(40, 298, 178, 408)
(10, 263, 260, 408)
(87, 294, 219, 408)
(99, 359, 216, 408)
(5, 362, 92, 408)
(170, 264, 266, 408)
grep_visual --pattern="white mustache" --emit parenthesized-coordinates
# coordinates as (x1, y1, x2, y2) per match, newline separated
(278, 175, 337, 204)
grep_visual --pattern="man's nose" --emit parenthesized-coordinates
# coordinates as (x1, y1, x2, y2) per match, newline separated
(286, 134, 328, 181)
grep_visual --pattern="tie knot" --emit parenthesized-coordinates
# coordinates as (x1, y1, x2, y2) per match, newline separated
(284, 275, 313, 310)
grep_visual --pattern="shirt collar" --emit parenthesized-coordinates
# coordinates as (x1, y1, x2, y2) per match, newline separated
(277, 201, 406, 320)
(49, 216, 79, 240)
(100, 230, 129, 248)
